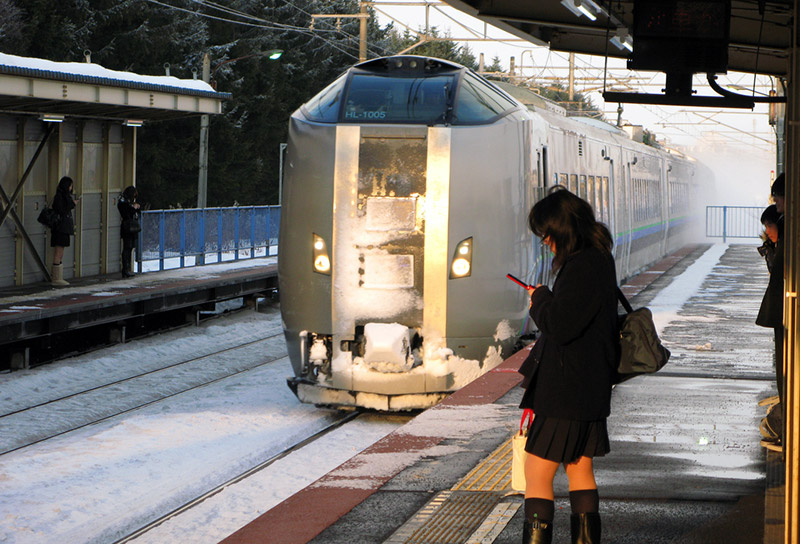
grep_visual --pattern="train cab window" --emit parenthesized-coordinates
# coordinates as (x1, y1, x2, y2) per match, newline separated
(302, 74, 347, 122)
(341, 73, 455, 124)
(454, 72, 517, 124)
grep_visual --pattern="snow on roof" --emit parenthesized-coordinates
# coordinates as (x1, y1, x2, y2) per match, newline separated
(0, 52, 229, 99)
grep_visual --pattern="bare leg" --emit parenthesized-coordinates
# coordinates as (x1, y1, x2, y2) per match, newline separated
(53, 245, 64, 265)
(524, 453, 559, 499)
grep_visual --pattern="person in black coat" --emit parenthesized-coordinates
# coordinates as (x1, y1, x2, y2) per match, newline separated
(117, 186, 141, 278)
(756, 174, 785, 451)
(50, 176, 78, 286)
(518, 188, 617, 544)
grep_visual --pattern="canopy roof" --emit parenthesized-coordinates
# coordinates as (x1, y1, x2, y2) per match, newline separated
(0, 53, 231, 123)
(441, 0, 791, 77)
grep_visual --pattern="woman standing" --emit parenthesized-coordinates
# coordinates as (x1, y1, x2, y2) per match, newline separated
(519, 188, 618, 544)
(50, 176, 78, 286)
(117, 186, 141, 278)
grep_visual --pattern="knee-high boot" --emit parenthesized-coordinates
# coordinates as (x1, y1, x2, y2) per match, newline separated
(570, 512, 601, 543)
(51, 263, 69, 286)
(523, 518, 552, 544)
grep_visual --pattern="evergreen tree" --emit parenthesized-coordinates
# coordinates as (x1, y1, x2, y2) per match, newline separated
(386, 27, 477, 69)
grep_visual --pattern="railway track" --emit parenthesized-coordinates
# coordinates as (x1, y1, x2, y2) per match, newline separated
(114, 410, 362, 544)
(0, 332, 287, 455)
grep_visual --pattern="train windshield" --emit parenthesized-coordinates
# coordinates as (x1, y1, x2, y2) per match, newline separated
(342, 74, 455, 124)
(302, 74, 347, 123)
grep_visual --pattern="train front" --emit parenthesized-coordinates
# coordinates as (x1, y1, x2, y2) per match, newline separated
(280, 56, 529, 410)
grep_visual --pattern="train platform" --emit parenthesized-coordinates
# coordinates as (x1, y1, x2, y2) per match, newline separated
(222, 243, 781, 544)
(0, 257, 277, 370)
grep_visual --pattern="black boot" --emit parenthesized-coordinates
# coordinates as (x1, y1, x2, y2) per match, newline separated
(523, 518, 552, 544)
(570, 512, 601, 543)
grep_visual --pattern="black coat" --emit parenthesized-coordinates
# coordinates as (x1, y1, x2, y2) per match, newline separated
(519, 246, 618, 421)
(117, 196, 140, 241)
(757, 226, 784, 328)
(51, 186, 75, 235)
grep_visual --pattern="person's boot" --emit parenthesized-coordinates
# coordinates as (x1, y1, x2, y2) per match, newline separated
(570, 512, 601, 543)
(523, 517, 552, 544)
(51, 263, 69, 286)
(121, 251, 133, 278)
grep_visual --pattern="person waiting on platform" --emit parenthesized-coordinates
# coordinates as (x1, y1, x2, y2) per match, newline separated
(50, 176, 78, 286)
(756, 174, 785, 453)
(117, 186, 141, 278)
(757, 204, 781, 272)
(517, 188, 617, 544)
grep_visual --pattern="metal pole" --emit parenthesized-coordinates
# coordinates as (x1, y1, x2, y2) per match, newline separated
(197, 53, 211, 209)
(279, 142, 287, 206)
(359, 2, 368, 62)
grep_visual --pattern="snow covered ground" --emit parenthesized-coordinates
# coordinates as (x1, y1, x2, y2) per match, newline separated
(0, 305, 406, 544)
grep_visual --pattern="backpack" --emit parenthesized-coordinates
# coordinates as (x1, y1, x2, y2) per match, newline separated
(615, 288, 670, 383)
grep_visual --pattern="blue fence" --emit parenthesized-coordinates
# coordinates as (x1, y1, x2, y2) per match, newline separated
(705, 206, 764, 242)
(136, 206, 280, 272)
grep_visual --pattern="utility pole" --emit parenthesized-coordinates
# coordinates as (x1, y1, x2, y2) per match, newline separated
(198, 53, 210, 209)
(359, 2, 368, 62)
(310, 8, 370, 62)
(568, 52, 575, 102)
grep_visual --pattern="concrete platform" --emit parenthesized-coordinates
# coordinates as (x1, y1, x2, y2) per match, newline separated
(0, 258, 277, 368)
(222, 244, 781, 544)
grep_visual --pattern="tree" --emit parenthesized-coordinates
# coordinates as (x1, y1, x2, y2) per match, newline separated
(386, 27, 477, 69)
(536, 82, 605, 120)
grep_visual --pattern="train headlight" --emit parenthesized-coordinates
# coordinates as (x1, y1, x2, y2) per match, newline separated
(313, 233, 331, 275)
(450, 237, 473, 279)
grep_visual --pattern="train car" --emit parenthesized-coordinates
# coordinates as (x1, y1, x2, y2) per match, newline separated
(279, 55, 708, 411)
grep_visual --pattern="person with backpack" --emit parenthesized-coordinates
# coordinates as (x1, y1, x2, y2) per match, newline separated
(517, 188, 618, 544)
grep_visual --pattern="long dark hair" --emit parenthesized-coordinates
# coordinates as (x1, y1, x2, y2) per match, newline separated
(528, 187, 612, 269)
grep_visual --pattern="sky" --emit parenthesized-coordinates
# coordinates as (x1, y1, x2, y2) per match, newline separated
(372, 1, 779, 206)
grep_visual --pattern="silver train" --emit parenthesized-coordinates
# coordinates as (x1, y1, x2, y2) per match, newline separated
(279, 55, 710, 411)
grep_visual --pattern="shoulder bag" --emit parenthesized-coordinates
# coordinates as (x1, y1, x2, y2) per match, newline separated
(37, 206, 60, 229)
(615, 288, 670, 383)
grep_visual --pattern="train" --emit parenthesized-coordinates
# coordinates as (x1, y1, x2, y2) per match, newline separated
(279, 55, 711, 411)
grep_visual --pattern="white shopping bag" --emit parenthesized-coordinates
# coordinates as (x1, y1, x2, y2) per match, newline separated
(511, 409, 534, 492)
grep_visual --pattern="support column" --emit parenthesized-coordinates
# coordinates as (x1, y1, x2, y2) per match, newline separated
(784, 3, 800, 541)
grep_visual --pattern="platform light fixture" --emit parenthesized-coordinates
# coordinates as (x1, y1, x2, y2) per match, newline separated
(560, 0, 600, 21)
(39, 113, 64, 123)
(610, 28, 634, 52)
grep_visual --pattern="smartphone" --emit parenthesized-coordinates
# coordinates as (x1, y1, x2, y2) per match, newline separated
(506, 273, 532, 289)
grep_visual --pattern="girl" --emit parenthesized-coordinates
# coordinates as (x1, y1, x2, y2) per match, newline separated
(519, 188, 618, 544)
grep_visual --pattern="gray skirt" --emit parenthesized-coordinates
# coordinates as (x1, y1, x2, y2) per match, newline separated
(524, 415, 609, 464)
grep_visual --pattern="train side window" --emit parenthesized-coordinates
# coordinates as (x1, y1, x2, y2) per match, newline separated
(569, 174, 578, 193)
(302, 74, 347, 122)
(558, 173, 568, 187)
(579, 175, 587, 200)
(455, 72, 517, 123)
(602, 177, 609, 224)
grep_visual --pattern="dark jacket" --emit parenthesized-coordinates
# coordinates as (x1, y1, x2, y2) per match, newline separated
(117, 195, 140, 240)
(51, 182, 75, 235)
(519, 246, 618, 420)
(757, 218, 784, 328)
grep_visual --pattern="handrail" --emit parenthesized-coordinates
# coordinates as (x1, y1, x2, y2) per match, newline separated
(705, 205, 764, 242)
(135, 205, 280, 273)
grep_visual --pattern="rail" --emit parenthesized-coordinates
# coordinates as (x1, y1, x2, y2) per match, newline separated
(136, 206, 280, 272)
(705, 206, 764, 242)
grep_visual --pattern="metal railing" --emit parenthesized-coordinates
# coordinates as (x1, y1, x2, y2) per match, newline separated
(705, 206, 765, 242)
(136, 206, 280, 272)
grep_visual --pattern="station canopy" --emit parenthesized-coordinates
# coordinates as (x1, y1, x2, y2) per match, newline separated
(440, 0, 792, 78)
(0, 53, 230, 123)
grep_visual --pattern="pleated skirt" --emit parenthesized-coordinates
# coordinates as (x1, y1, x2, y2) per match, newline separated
(524, 415, 610, 464)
